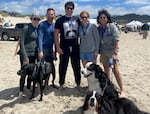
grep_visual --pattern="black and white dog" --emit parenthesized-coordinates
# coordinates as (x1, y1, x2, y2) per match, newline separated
(20, 61, 56, 101)
(82, 90, 150, 114)
(81, 62, 119, 100)
(82, 90, 100, 114)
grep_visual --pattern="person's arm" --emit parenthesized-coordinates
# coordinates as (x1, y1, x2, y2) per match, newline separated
(13, 40, 20, 56)
(114, 40, 119, 55)
(54, 28, 63, 55)
(20, 25, 29, 64)
(93, 24, 100, 53)
(38, 23, 44, 59)
(92, 24, 99, 61)
(112, 23, 120, 54)
(111, 23, 120, 60)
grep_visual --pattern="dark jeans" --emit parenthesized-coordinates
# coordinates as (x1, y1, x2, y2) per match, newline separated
(19, 56, 36, 92)
(59, 45, 81, 86)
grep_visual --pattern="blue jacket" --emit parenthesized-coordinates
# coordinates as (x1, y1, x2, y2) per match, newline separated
(38, 20, 54, 51)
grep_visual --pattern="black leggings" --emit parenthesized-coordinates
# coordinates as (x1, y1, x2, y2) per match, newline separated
(59, 45, 81, 86)
(19, 56, 36, 92)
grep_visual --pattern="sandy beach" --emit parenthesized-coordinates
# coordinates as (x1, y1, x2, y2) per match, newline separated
(0, 19, 150, 113)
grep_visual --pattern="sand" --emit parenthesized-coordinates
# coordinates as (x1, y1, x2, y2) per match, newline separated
(0, 17, 150, 114)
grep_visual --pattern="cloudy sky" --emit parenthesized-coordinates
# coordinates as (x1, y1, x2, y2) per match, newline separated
(0, 0, 150, 18)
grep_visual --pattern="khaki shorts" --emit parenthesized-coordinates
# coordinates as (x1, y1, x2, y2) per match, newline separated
(100, 52, 119, 66)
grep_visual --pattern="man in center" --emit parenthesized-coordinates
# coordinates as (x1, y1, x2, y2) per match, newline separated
(54, 1, 81, 90)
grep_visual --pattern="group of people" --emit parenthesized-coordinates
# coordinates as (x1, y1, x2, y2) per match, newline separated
(17, 1, 125, 98)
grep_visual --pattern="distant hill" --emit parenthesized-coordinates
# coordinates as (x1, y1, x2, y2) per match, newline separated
(1, 10, 150, 25)
(0, 10, 29, 17)
(112, 14, 150, 24)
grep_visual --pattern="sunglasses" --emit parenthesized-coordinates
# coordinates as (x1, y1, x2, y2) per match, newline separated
(100, 16, 107, 19)
(81, 16, 88, 19)
(66, 7, 74, 10)
(32, 18, 40, 21)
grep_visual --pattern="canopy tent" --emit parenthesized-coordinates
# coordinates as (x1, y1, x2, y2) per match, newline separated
(147, 22, 150, 26)
(125, 20, 143, 31)
(89, 19, 97, 26)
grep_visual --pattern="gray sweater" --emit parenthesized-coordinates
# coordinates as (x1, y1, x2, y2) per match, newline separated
(79, 23, 100, 53)
(20, 23, 38, 62)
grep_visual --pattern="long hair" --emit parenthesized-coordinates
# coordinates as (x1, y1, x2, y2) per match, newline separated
(96, 9, 112, 24)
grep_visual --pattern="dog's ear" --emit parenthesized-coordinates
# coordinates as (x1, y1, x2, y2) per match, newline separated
(94, 64, 103, 78)
(44, 62, 52, 75)
(82, 91, 93, 110)
(31, 63, 39, 80)
(97, 94, 103, 103)
(40, 62, 45, 75)
(82, 94, 90, 110)
(21, 63, 35, 75)
(99, 72, 109, 90)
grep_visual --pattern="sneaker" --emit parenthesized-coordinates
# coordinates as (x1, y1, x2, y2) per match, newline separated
(76, 85, 82, 92)
(59, 85, 64, 91)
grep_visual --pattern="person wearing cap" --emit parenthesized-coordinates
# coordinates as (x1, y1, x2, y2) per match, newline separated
(38, 8, 56, 87)
(18, 13, 41, 98)
(54, 1, 81, 91)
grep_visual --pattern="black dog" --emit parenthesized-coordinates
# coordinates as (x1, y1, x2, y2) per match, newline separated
(82, 90, 149, 114)
(20, 61, 56, 101)
(98, 94, 150, 114)
(82, 62, 119, 100)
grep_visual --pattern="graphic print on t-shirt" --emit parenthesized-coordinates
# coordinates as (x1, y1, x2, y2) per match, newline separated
(63, 19, 78, 39)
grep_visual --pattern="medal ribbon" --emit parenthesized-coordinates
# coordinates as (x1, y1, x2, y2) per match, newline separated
(82, 23, 90, 36)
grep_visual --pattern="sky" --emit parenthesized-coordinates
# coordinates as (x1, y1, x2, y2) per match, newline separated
(0, 0, 150, 18)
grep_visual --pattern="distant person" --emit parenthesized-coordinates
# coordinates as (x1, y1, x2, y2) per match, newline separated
(97, 9, 125, 97)
(18, 13, 41, 97)
(79, 11, 99, 67)
(54, 1, 81, 91)
(141, 23, 149, 39)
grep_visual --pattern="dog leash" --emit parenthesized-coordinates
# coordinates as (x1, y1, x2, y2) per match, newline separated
(31, 59, 40, 80)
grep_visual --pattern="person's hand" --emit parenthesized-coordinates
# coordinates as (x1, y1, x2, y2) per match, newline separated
(23, 58, 29, 64)
(38, 51, 43, 59)
(112, 54, 117, 60)
(94, 51, 98, 59)
(57, 47, 64, 55)
(93, 51, 98, 63)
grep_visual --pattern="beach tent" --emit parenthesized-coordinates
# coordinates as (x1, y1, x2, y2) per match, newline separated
(125, 20, 143, 31)
(147, 22, 150, 26)
(89, 19, 97, 26)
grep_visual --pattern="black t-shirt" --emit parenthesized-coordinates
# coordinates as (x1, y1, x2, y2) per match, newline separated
(55, 16, 79, 46)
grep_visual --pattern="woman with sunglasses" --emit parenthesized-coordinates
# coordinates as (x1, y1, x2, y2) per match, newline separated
(79, 11, 99, 67)
(97, 9, 125, 97)
(18, 13, 41, 98)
